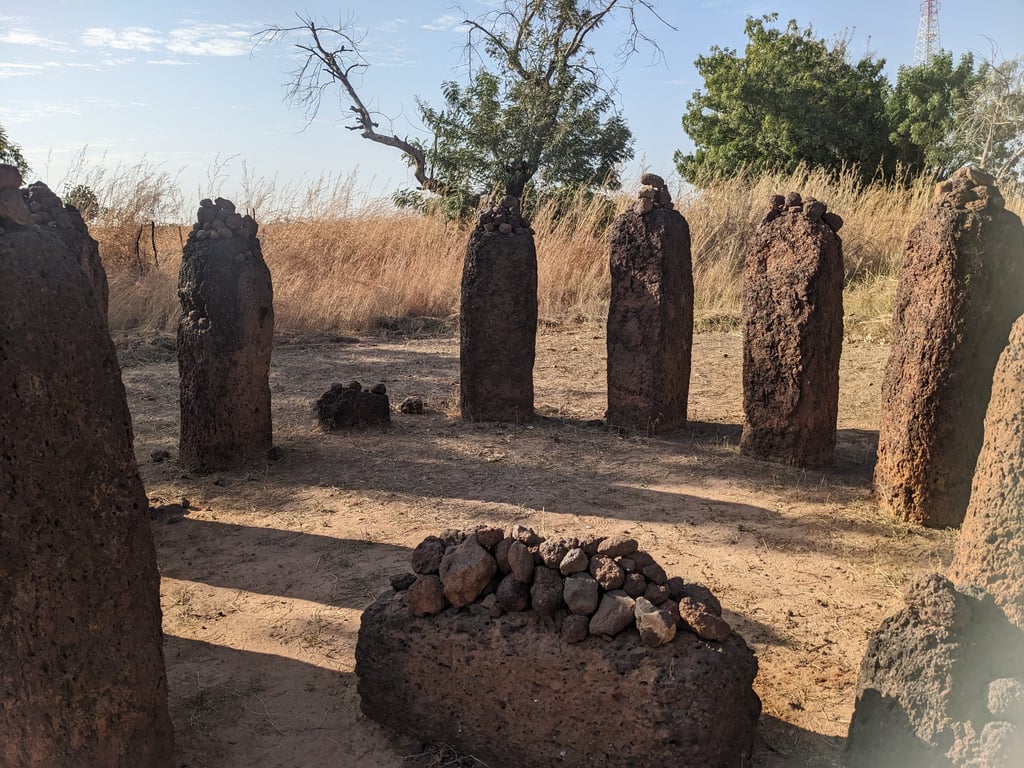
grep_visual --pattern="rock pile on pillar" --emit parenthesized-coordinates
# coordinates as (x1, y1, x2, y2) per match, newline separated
(460, 196, 538, 422)
(0, 165, 174, 766)
(606, 173, 694, 433)
(178, 197, 274, 472)
(874, 167, 1024, 527)
(740, 192, 844, 467)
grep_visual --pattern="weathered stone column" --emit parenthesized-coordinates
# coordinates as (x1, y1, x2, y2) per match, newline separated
(460, 196, 537, 422)
(948, 315, 1024, 629)
(178, 197, 273, 472)
(874, 168, 1024, 527)
(740, 192, 844, 467)
(0, 164, 174, 767)
(606, 173, 693, 433)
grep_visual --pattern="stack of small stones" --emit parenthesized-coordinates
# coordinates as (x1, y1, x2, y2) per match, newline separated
(191, 197, 258, 241)
(476, 196, 533, 235)
(934, 166, 1006, 213)
(633, 172, 674, 215)
(762, 191, 844, 233)
(390, 525, 731, 647)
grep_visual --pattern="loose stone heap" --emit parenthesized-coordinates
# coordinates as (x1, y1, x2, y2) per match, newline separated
(606, 173, 694, 433)
(315, 381, 390, 429)
(460, 196, 538, 422)
(874, 167, 1024, 527)
(0, 167, 109, 322)
(846, 574, 1024, 768)
(356, 525, 761, 768)
(178, 197, 274, 472)
(948, 315, 1024, 629)
(1, 195, 174, 765)
(740, 192, 844, 467)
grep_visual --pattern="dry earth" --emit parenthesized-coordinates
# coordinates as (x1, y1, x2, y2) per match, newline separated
(117, 325, 954, 768)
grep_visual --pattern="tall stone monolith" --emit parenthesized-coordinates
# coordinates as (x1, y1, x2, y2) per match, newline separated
(740, 192, 844, 467)
(178, 197, 273, 472)
(460, 196, 537, 422)
(0, 166, 174, 767)
(606, 173, 693, 433)
(874, 167, 1024, 527)
(948, 315, 1024, 629)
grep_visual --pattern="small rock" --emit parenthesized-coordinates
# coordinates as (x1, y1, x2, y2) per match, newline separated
(508, 540, 535, 584)
(643, 583, 670, 606)
(589, 591, 637, 638)
(0, 164, 22, 189)
(407, 575, 446, 616)
(589, 554, 625, 591)
(495, 574, 531, 612)
(494, 537, 513, 573)
(640, 172, 665, 188)
(681, 583, 722, 616)
(390, 572, 416, 591)
(561, 614, 590, 644)
(400, 396, 424, 414)
(635, 596, 677, 647)
(510, 524, 543, 546)
(624, 573, 647, 599)
(438, 536, 497, 608)
(411, 536, 446, 575)
(371, 382, 387, 395)
(150, 449, 171, 463)
(530, 566, 565, 617)
(678, 597, 732, 641)
(558, 547, 589, 576)
(596, 535, 638, 558)
(563, 573, 600, 616)
(642, 562, 668, 585)
(538, 539, 569, 569)
(988, 678, 1024, 722)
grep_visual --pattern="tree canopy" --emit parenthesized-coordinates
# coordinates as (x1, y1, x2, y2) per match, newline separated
(675, 15, 890, 184)
(260, 1, 667, 213)
(0, 123, 30, 177)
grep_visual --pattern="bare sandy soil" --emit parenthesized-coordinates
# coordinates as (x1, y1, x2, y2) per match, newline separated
(118, 325, 954, 768)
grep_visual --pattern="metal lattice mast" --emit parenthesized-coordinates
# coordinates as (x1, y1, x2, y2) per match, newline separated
(914, 0, 941, 65)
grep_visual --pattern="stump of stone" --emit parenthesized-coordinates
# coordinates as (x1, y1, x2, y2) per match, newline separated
(846, 574, 1024, 768)
(0, 224, 174, 765)
(178, 197, 273, 472)
(356, 525, 760, 768)
(948, 315, 1024, 629)
(740, 193, 844, 467)
(874, 168, 1024, 527)
(460, 196, 537, 422)
(606, 183, 693, 433)
(315, 381, 391, 429)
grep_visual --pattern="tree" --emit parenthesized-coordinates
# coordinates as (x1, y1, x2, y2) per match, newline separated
(258, 1, 667, 211)
(675, 15, 891, 184)
(886, 52, 979, 177)
(0, 123, 30, 177)
(63, 183, 102, 221)
(950, 54, 1024, 182)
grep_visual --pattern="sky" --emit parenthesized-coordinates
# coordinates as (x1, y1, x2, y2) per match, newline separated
(1, 0, 1022, 216)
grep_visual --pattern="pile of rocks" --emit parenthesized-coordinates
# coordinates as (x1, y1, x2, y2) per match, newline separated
(390, 524, 730, 646)
(632, 172, 674, 214)
(762, 191, 844, 233)
(935, 166, 1006, 212)
(476, 195, 533, 235)
(0, 171, 85, 234)
(191, 197, 258, 241)
(315, 381, 390, 429)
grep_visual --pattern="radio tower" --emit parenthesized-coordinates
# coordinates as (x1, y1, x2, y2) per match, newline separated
(914, 0, 941, 65)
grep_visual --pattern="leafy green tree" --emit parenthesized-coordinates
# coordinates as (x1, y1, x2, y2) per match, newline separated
(259, 1, 664, 213)
(886, 52, 979, 177)
(63, 183, 102, 221)
(675, 15, 891, 184)
(0, 123, 30, 177)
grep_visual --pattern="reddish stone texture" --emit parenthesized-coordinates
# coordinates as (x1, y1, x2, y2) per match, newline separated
(178, 198, 274, 472)
(740, 194, 844, 467)
(948, 315, 1024, 629)
(874, 170, 1024, 527)
(0, 226, 174, 767)
(606, 207, 693, 433)
(459, 202, 537, 422)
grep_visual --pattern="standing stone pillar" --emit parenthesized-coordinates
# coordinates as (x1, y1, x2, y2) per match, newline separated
(178, 197, 273, 472)
(874, 168, 1024, 527)
(606, 173, 693, 433)
(0, 164, 174, 767)
(740, 192, 845, 467)
(948, 314, 1024, 629)
(460, 196, 537, 422)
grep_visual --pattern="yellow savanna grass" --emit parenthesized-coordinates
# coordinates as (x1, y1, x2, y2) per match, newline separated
(91, 165, 1022, 339)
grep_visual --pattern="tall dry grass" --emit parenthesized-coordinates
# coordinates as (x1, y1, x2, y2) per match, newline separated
(85, 162, 1023, 340)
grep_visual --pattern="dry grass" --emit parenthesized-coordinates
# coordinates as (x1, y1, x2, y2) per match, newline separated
(85, 163, 1022, 339)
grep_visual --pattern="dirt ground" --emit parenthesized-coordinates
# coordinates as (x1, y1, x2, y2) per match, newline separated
(118, 324, 954, 768)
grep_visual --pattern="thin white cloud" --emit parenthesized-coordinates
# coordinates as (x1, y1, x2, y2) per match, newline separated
(166, 24, 253, 56)
(421, 14, 463, 32)
(0, 28, 73, 51)
(0, 61, 56, 79)
(101, 57, 137, 67)
(147, 58, 196, 66)
(81, 27, 163, 51)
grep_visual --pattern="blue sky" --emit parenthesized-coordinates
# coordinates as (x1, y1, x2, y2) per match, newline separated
(1, 1, 1021, 212)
